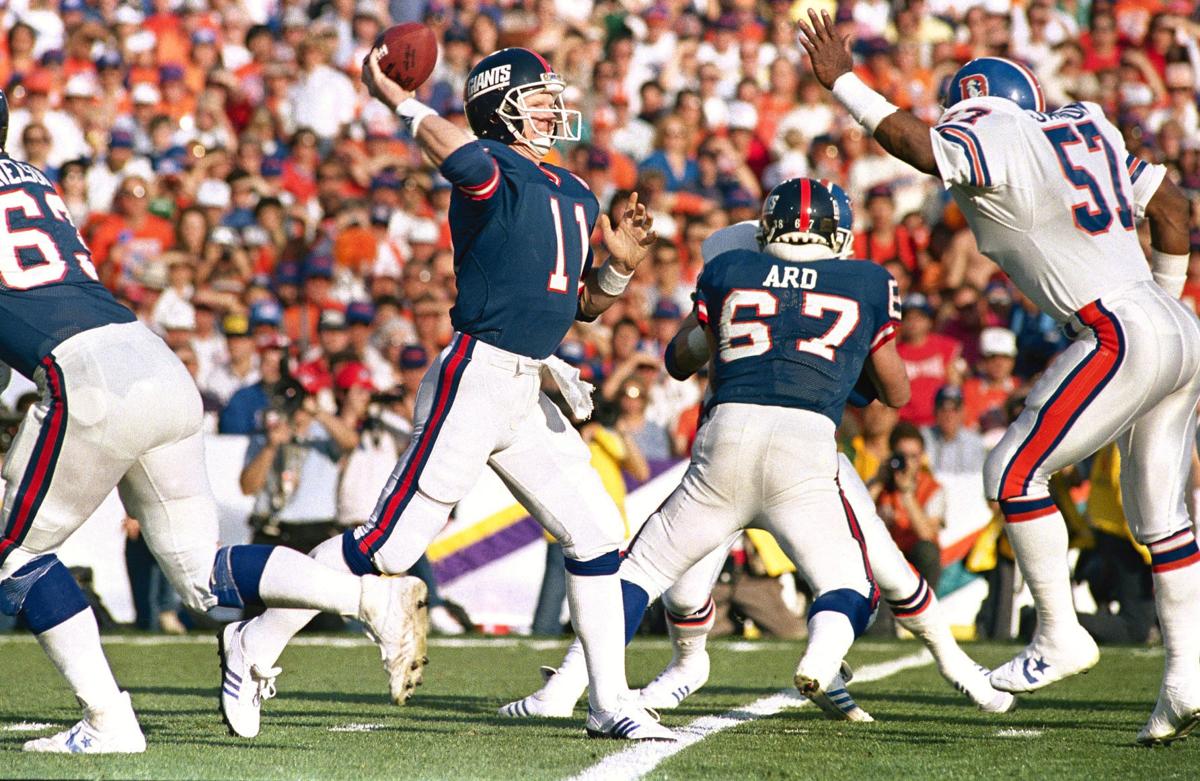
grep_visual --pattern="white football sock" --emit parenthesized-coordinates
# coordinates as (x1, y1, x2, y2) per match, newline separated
(241, 536, 348, 666)
(799, 610, 856, 688)
(257, 545, 361, 615)
(1148, 532, 1200, 691)
(36, 609, 123, 712)
(665, 598, 714, 664)
(566, 572, 628, 712)
(894, 592, 973, 673)
(1004, 512, 1079, 638)
(543, 638, 589, 702)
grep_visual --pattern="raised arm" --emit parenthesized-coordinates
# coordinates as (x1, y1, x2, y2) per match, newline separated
(796, 9, 938, 176)
(578, 192, 657, 319)
(1143, 175, 1192, 297)
(361, 51, 473, 167)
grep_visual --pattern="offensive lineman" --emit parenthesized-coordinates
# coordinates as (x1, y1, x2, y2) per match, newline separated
(219, 48, 671, 740)
(0, 88, 427, 753)
(520, 177, 910, 711)
(502, 182, 1013, 721)
(800, 10, 1200, 743)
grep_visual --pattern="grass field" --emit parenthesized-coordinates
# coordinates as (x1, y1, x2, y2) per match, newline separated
(0, 633, 1195, 780)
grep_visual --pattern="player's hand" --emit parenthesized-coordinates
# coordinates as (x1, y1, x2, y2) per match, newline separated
(600, 191, 657, 272)
(796, 8, 854, 90)
(362, 47, 414, 111)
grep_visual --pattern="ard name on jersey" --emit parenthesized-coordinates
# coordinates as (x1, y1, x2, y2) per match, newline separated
(696, 249, 899, 424)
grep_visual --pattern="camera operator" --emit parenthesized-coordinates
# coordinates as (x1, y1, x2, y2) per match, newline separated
(870, 421, 946, 589)
(238, 365, 361, 554)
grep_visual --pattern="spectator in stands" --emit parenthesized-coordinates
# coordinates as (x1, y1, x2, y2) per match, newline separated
(872, 422, 946, 589)
(897, 292, 961, 427)
(963, 327, 1021, 434)
(923, 385, 991, 546)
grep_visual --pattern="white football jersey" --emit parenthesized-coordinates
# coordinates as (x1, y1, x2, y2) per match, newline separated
(930, 97, 1166, 322)
(700, 220, 758, 264)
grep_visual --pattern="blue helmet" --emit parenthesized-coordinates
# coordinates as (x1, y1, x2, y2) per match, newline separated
(756, 178, 841, 256)
(464, 48, 581, 154)
(944, 57, 1044, 112)
(819, 179, 855, 259)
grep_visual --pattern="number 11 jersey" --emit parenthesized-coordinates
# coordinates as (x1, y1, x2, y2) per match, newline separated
(695, 249, 899, 426)
(0, 156, 134, 377)
(930, 97, 1166, 323)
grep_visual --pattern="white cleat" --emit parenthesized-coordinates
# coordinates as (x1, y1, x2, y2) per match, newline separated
(795, 661, 874, 722)
(23, 691, 146, 753)
(498, 667, 578, 719)
(359, 575, 430, 705)
(586, 700, 677, 741)
(945, 663, 1018, 713)
(989, 629, 1099, 694)
(637, 651, 711, 710)
(219, 620, 281, 739)
(1137, 686, 1200, 746)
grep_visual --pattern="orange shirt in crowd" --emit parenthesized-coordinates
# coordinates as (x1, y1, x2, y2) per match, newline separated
(897, 333, 960, 426)
(84, 213, 176, 286)
(962, 375, 1019, 429)
(876, 469, 943, 555)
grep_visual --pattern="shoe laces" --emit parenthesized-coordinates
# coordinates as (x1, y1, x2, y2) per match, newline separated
(250, 664, 282, 706)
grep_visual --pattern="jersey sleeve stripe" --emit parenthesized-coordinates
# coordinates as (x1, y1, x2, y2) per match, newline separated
(695, 299, 709, 325)
(458, 162, 502, 200)
(936, 126, 991, 187)
(1125, 153, 1148, 183)
(869, 321, 896, 353)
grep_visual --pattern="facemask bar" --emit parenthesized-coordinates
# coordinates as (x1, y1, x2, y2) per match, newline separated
(496, 79, 582, 154)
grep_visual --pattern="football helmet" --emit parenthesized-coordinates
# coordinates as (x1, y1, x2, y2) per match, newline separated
(756, 177, 841, 260)
(819, 179, 855, 259)
(464, 48, 581, 155)
(943, 57, 1045, 112)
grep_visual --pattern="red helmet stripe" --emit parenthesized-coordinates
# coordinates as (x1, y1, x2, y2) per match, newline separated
(798, 179, 811, 232)
(526, 48, 553, 73)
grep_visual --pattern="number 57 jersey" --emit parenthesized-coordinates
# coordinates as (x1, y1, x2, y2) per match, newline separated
(695, 249, 899, 426)
(0, 157, 134, 378)
(931, 97, 1165, 323)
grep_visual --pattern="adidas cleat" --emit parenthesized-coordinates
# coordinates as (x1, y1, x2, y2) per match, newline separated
(795, 661, 873, 722)
(219, 621, 281, 739)
(637, 651, 710, 710)
(498, 666, 578, 718)
(586, 701, 676, 741)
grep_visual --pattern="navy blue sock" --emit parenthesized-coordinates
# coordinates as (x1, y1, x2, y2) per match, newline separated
(808, 588, 873, 638)
(210, 545, 274, 609)
(620, 579, 650, 645)
(342, 529, 381, 576)
(563, 549, 620, 576)
(0, 555, 88, 634)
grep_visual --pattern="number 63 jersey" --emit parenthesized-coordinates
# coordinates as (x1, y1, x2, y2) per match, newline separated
(931, 97, 1165, 323)
(695, 249, 899, 426)
(0, 157, 134, 378)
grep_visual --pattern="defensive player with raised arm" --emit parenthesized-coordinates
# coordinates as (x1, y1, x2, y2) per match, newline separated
(219, 48, 671, 741)
(502, 182, 1013, 722)
(800, 10, 1200, 743)
(0, 88, 429, 753)
(514, 178, 910, 714)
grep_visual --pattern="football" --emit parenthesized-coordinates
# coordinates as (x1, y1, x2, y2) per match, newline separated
(374, 22, 438, 91)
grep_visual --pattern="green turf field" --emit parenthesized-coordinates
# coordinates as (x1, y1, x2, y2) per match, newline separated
(0, 634, 1194, 780)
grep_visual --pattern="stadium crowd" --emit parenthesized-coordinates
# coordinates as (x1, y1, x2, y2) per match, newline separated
(0, 0, 1198, 635)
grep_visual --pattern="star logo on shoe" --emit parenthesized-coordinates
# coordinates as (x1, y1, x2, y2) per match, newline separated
(1022, 655, 1050, 684)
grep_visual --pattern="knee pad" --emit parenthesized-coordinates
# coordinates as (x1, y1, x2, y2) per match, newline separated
(809, 587, 874, 638)
(0, 554, 88, 633)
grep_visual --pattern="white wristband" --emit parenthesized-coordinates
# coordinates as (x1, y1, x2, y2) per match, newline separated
(396, 98, 437, 136)
(596, 262, 634, 296)
(831, 72, 900, 135)
(1151, 248, 1189, 298)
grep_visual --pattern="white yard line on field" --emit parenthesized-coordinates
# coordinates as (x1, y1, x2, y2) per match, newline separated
(567, 650, 934, 781)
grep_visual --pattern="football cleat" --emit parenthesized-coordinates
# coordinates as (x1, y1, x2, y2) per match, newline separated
(359, 574, 430, 705)
(795, 661, 874, 722)
(219, 620, 281, 739)
(498, 666, 578, 718)
(637, 650, 711, 710)
(23, 691, 146, 753)
(1137, 685, 1200, 746)
(946, 663, 1018, 713)
(989, 628, 1099, 694)
(586, 700, 677, 741)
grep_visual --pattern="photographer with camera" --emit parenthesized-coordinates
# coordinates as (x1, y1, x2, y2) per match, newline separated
(870, 421, 946, 590)
(238, 350, 361, 554)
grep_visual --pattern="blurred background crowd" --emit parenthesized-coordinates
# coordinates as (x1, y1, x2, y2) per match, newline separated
(0, 0, 1197, 639)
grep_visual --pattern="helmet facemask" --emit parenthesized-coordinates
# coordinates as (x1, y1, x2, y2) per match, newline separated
(755, 224, 839, 262)
(496, 76, 582, 155)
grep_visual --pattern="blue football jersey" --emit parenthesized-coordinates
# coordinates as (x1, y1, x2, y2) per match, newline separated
(0, 155, 135, 378)
(695, 250, 900, 425)
(444, 140, 599, 359)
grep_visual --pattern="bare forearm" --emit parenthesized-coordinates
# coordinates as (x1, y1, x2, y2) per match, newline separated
(873, 111, 939, 176)
(1146, 176, 1191, 255)
(239, 446, 276, 495)
(413, 114, 475, 168)
(320, 411, 361, 452)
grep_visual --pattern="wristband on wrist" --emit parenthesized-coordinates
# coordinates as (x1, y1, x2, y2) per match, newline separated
(396, 98, 437, 136)
(596, 262, 634, 296)
(831, 72, 901, 135)
(1151, 249, 1188, 298)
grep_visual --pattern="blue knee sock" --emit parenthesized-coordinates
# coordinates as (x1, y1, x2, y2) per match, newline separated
(210, 545, 274, 609)
(809, 588, 873, 638)
(342, 529, 381, 576)
(0, 554, 88, 633)
(620, 580, 650, 645)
